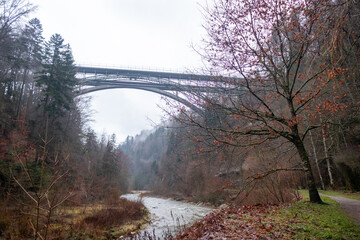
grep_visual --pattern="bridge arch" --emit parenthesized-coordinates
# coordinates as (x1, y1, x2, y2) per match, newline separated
(76, 85, 204, 114)
(75, 66, 213, 114)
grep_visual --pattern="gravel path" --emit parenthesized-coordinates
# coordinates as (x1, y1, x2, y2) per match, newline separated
(321, 194, 360, 226)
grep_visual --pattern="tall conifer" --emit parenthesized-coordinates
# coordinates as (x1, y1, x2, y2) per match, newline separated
(36, 34, 77, 119)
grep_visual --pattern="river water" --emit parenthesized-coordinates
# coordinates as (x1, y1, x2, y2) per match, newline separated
(121, 193, 213, 239)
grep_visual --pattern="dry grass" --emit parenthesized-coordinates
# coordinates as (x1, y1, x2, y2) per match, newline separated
(0, 198, 149, 239)
(80, 198, 146, 228)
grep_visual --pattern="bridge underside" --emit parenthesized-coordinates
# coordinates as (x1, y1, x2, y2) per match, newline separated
(78, 85, 203, 114)
(76, 66, 237, 114)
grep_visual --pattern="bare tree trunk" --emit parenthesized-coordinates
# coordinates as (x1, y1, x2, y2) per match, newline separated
(321, 125, 334, 187)
(293, 135, 323, 203)
(16, 68, 28, 118)
(339, 121, 348, 149)
(309, 130, 325, 190)
(25, 81, 35, 120)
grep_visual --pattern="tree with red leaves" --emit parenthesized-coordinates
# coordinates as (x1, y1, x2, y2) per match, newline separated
(175, 0, 351, 203)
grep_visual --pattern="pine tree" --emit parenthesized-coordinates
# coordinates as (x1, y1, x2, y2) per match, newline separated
(36, 34, 77, 119)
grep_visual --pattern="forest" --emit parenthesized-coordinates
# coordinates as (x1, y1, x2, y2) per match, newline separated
(1, 0, 360, 239)
(0, 0, 141, 238)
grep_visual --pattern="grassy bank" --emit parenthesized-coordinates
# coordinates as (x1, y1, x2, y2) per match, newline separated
(277, 191, 359, 239)
(67, 198, 150, 239)
(0, 198, 150, 239)
(175, 190, 360, 239)
(318, 190, 360, 201)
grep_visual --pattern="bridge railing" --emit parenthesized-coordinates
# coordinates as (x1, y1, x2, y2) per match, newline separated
(75, 63, 200, 75)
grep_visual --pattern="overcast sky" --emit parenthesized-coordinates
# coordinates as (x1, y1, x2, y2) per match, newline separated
(31, 0, 207, 143)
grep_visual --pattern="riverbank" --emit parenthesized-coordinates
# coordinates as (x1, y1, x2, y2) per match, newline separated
(174, 192, 360, 239)
(0, 198, 150, 239)
(138, 191, 217, 208)
(73, 198, 150, 239)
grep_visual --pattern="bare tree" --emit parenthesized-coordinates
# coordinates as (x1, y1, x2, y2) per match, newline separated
(0, 0, 35, 43)
(171, 0, 351, 203)
(12, 127, 72, 240)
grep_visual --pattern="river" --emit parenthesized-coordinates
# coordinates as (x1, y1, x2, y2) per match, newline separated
(121, 193, 214, 239)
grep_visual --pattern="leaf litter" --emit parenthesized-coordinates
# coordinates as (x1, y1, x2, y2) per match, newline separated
(172, 204, 296, 239)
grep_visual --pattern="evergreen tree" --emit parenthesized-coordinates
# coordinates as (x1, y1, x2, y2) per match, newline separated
(36, 34, 77, 119)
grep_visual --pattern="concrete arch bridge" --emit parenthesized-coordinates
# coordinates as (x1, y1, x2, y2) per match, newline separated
(76, 66, 227, 114)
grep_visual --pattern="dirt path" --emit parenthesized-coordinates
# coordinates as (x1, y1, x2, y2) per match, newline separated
(321, 194, 360, 226)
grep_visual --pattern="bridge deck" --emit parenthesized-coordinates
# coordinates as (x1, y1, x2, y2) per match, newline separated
(76, 66, 214, 82)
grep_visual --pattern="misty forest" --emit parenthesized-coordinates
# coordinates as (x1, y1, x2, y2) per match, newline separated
(1, 0, 360, 239)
